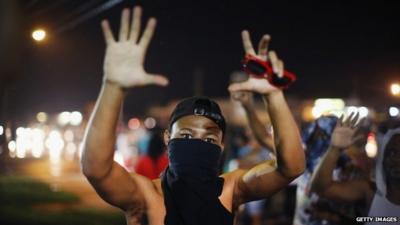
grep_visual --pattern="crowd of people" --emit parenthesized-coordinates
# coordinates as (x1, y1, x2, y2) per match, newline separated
(79, 6, 400, 225)
(112, 100, 399, 225)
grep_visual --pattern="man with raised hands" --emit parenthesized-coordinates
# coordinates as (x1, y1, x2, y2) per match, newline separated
(81, 6, 305, 225)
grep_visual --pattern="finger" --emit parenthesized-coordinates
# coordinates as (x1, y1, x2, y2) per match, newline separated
(101, 20, 115, 44)
(129, 6, 142, 43)
(139, 18, 157, 50)
(241, 30, 256, 55)
(337, 114, 344, 127)
(228, 80, 254, 93)
(257, 34, 271, 60)
(118, 8, 130, 42)
(343, 112, 354, 127)
(277, 60, 284, 77)
(147, 74, 169, 86)
(268, 51, 280, 74)
(350, 112, 360, 128)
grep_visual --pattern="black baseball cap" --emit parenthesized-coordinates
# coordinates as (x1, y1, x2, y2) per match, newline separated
(168, 96, 226, 134)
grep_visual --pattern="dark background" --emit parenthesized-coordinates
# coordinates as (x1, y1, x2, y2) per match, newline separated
(2, 0, 400, 120)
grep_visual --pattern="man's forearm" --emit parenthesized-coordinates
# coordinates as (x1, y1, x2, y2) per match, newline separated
(81, 82, 125, 179)
(310, 146, 341, 193)
(263, 91, 305, 178)
(243, 103, 275, 152)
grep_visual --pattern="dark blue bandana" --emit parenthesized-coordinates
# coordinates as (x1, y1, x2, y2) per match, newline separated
(162, 138, 233, 225)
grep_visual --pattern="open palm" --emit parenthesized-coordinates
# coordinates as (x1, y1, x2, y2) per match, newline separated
(331, 112, 361, 149)
(102, 7, 168, 88)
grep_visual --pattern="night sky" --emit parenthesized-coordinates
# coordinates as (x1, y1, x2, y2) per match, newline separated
(10, 0, 400, 119)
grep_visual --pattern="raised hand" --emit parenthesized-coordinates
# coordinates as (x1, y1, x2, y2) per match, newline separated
(228, 31, 283, 95)
(331, 112, 362, 149)
(102, 7, 168, 88)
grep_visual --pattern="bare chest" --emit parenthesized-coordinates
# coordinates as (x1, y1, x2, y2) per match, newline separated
(125, 180, 234, 225)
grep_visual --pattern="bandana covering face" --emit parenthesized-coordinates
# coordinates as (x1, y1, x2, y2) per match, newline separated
(162, 138, 233, 225)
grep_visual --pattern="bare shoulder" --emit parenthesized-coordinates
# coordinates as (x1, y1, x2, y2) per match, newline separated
(128, 174, 164, 209)
(151, 178, 163, 197)
(220, 169, 247, 210)
(221, 169, 245, 193)
(123, 174, 166, 224)
(130, 173, 162, 195)
(221, 169, 246, 183)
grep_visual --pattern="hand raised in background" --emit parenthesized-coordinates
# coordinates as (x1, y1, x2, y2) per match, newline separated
(331, 112, 363, 150)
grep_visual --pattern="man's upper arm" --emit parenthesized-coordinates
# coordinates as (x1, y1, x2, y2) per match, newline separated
(318, 180, 368, 202)
(232, 166, 292, 205)
(87, 162, 145, 211)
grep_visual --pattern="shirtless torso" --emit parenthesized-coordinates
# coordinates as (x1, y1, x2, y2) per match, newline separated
(125, 172, 237, 225)
(81, 6, 305, 225)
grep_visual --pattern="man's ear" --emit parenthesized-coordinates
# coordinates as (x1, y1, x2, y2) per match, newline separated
(163, 129, 171, 146)
(220, 142, 225, 151)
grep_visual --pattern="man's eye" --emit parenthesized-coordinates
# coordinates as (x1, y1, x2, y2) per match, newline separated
(204, 138, 216, 143)
(181, 133, 192, 139)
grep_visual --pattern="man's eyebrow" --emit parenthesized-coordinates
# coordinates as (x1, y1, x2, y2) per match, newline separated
(203, 123, 219, 129)
(204, 125, 221, 133)
(179, 128, 193, 132)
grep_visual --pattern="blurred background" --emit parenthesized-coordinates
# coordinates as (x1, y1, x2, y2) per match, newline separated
(0, 1, 399, 225)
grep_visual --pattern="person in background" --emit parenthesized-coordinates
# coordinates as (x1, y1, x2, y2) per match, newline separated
(135, 130, 168, 179)
(311, 114, 400, 225)
(230, 90, 276, 225)
(293, 115, 369, 225)
(231, 90, 276, 169)
(293, 115, 337, 225)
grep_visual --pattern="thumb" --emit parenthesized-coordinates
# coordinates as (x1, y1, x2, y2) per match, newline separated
(228, 80, 253, 92)
(147, 74, 169, 86)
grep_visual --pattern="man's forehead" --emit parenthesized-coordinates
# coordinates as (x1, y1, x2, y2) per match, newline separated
(172, 115, 221, 131)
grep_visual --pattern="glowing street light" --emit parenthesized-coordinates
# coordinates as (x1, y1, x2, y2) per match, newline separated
(32, 29, 46, 42)
(391, 83, 400, 97)
(144, 117, 156, 129)
(36, 112, 48, 123)
(128, 118, 141, 130)
(58, 111, 71, 126)
(365, 133, 378, 158)
(8, 141, 16, 158)
(389, 107, 399, 117)
(70, 111, 83, 126)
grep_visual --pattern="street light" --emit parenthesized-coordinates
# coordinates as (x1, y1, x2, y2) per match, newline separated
(36, 112, 48, 123)
(32, 29, 46, 42)
(389, 107, 399, 117)
(391, 82, 400, 97)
